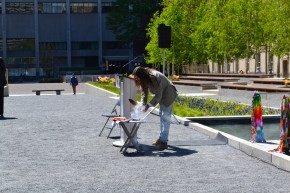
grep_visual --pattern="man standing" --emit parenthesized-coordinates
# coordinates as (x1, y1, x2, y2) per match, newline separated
(0, 58, 7, 118)
(70, 73, 78, 95)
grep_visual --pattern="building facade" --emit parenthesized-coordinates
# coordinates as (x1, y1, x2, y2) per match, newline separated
(0, 0, 132, 77)
(209, 53, 289, 77)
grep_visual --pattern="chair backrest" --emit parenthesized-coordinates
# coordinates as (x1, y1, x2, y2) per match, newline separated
(111, 98, 120, 114)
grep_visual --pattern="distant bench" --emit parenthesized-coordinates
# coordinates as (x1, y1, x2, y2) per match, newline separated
(172, 80, 218, 90)
(253, 79, 286, 85)
(183, 73, 274, 78)
(32, 89, 65, 95)
(179, 76, 240, 82)
(219, 84, 290, 92)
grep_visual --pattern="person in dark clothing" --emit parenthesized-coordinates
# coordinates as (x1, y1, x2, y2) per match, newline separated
(0, 58, 7, 118)
(70, 73, 78, 95)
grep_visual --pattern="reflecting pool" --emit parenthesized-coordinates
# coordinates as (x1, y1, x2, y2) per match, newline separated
(190, 117, 281, 141)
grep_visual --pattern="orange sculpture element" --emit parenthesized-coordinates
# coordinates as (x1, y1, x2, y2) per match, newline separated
(172, 75, 179, 80)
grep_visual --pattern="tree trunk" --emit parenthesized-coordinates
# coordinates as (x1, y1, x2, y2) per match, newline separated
(267, 47, 272, 74)
(246, 56, 249, 74)
(265, 46, 268, 74)
(246, 41, 249, 74)
(277, 55, 281, 78)
(255, 50, 259, 72)
(235, 59, 239, 73)
(172, 57, 175, 75)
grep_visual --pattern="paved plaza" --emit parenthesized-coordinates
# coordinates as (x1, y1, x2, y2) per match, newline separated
(1, 83, 290, 193)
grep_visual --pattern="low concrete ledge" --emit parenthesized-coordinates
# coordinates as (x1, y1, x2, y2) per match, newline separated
(272, 152, 290, 172)
(239, 140, 272, 164)
(188, 122, 219, 139)
(174, 116, 190, 126)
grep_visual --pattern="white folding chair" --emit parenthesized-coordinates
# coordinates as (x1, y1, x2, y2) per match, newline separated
(99, 98, 120, 138)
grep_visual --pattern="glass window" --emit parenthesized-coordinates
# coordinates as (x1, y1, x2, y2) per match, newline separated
(102, 2, 113, 13)
(7, 57, 35, 65)
(71, 42, 98, 50)
(103, 41, 129, 49)
(6, 3, 34, 14)
(7, 39, 35, 51)
(70, 3, 97, 13)
(39, 3, 66, 13)
(39, 42, 67, 50)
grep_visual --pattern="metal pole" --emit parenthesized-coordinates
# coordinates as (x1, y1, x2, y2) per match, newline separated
(162, 49, 165, 75)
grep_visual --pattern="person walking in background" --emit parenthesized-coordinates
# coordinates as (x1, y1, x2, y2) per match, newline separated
(70, 73, 78, 95)
(132, 66, 178, 150)
(0, 58, 7, 118)
(256, 67, 262, 74)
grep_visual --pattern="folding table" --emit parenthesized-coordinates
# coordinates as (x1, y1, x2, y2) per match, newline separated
(118, 105, 158, 153)
(119, 120, 145, 153)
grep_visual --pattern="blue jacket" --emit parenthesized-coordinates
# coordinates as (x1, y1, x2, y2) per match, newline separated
(70, 76, 78, 86)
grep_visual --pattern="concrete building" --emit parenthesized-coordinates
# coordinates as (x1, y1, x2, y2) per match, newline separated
(0, 0, 133, 77)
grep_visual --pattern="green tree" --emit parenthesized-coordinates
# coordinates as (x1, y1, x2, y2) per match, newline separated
(106, 0, 161, 56)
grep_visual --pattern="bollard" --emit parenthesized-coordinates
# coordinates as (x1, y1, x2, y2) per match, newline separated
(4, 85, 9, 97)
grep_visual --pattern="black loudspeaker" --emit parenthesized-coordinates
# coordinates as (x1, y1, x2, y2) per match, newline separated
(158, 24, 171, 48)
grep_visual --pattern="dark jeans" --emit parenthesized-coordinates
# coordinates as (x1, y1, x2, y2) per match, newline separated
(72, 85, 76, 94)
(0, 86, 4, 115)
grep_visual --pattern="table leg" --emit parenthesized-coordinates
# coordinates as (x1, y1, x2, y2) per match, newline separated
(119, 122, 142, 153)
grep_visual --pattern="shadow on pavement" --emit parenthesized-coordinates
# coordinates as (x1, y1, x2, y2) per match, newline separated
(0, 116, 18, 120)
(123, 145, 198, 157)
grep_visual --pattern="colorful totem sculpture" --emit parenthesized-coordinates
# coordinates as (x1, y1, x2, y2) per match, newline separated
(274, 95, 290, 154)
(251, 91, 266, 143)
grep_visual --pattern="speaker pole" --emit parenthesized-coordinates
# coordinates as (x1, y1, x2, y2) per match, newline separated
(162, 48, 166, 75)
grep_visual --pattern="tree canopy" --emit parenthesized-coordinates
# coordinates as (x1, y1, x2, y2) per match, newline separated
(145, 0, 290, 73)
(106, 0, 162, 56)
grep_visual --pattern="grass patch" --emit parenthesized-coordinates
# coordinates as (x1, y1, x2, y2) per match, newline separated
(89, 81, 120, 95)
(175, 96, 279, 117)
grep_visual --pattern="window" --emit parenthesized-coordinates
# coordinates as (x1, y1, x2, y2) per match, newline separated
(39, 42, 67, 50)
(7, 57, 35, 65)
(7, 39, 35, 51)
(38, 3, 66, 13)
(103, 41, 129, 49)
(70, 3, 97, 13)
(72, 42, 98, 50)
(102, 2, 113, 13)
(6, 3, 34, 14)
